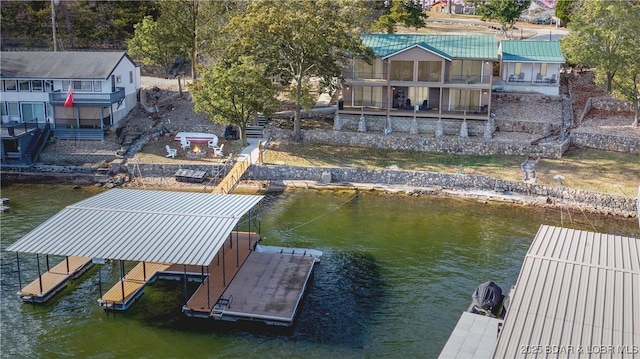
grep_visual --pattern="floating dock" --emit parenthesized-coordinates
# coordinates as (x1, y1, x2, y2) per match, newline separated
(7, 189, 322, 327)
(18, 256, 93, 303)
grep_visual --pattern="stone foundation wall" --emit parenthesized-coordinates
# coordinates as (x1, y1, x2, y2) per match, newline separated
(337, 114, 487, 136)
(494, 119, 557, 135)
(246, 165, 637, 216)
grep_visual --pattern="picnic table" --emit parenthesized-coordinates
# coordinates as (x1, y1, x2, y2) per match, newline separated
(174, 132, 218, 145)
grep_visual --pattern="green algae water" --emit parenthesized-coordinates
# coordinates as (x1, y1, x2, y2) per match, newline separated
(2, 185, 638, 359)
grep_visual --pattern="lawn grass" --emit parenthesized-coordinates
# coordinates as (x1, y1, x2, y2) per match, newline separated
(264, 142, 640, 196)
(536, 148, 640, 196)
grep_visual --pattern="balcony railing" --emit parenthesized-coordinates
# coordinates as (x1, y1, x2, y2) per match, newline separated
(49, 87, 125, 105)
(445, 75, 492, 85)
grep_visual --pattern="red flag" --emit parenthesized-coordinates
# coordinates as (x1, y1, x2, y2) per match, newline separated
(64, 85, 73, 107)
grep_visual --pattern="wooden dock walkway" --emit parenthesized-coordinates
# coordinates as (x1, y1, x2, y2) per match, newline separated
(183, 232, 255, 316)
(212, 157, 250, 194)
(98, 261, 172, 310)
(19, 256, 93, 303)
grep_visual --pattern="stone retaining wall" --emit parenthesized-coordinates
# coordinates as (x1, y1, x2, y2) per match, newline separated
(39, 152, 117, 166)
(245, 165, 637, 216)
(336, 113, 488, 137)
(125, 162, 226, 178)
(571, 132, 640, 154)
(265, 128, 569, 158)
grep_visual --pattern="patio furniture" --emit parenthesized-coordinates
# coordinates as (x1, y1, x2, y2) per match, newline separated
(517, 72, 525, 82)
(207, 137, 219, 149)
(213, 143, 224, 157)
(180, 136, 191, 150)
(165, 145, 177, 158)
(536, 73, 543, 83)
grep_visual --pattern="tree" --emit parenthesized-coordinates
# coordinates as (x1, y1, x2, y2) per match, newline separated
(228, 0, 373, 142)
(370, 0, 428, 33)
(563, 0, 640, 126)
(191, 56, 281, 146)
(554, 0, 573, 27)
(609, 1, 640, 127)
(127, 16, 183, 77)
(476, 0, 531, 35)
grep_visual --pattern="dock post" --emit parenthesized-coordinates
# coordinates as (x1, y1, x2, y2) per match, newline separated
(36, 254, 43, 294)
(143, 262, 147, 281)
(98, 264, 103, 299)
(222, 242, 226, 287)
(66, 256, 70, 274)
(236, 234, 240, 268)
(183, 265, 188, 305)
(119, 260, 125, 302)
(16, 253, 22, 290)
(206, 266, 210, 309)
(46, 255, 50, 272)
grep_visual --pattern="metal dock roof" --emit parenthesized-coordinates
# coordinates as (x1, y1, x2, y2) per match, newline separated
(6, 189, 264, 266)
(493, 224, 640, 358)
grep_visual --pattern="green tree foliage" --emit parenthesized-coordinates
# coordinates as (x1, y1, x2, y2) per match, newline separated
(192, 56, 281, 146)
(476, 0, 531, 34)
(154, 0, 238, 82)
(563, 0, 640, 126)
(228, 0, 373, 142)
(554, 0, 573, 27)
(370, 0, 428, 33)
(127, 16, 183, 77)
(0, 0, 157, 49)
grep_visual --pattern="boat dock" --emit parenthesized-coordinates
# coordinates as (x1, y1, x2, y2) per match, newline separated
(7, 189, 322, 327)
(18, 256, 93, 303)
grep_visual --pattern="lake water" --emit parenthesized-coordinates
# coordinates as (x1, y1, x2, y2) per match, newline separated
(1, 185, 638, 358)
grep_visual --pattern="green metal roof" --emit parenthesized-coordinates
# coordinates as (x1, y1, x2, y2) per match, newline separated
(500, 40, 565, 63)
(360, 33, 499, 61)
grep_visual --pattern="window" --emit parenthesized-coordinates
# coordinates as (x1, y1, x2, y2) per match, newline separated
(390, 60, 414, 81)
(129, 71, 133, 84)
(417, 61, 442, 82)
(44, 80, 53, 91)
(93, 81, 103, 92)
(7, 102, 20, 118)
(21, 103, 46, 123)
(31, 80, 44, 92)
(353, 85, 383, 107)
(540, 63, 547, 76)
(73, 80, 93, 91)
(19, 80, 30, 91)
(515, 62, 522, 75)
(116, 75, 122, 84)
(354, 59, 374, 79)
(4, 80, 17, 91)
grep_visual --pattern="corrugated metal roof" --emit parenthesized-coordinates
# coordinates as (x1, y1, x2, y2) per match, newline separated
(500, 40, 565, 63)
(360, 33, 499, 60)
(6, 189, 264, 266)
(0, 51, 132, 79)
(493, 225, 640, 358)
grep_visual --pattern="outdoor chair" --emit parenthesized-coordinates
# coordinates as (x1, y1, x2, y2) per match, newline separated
(517, 72, 525, 82)
(536, 73, 543, 83)
(213, 143, 224, 157)
(207, 137, 218, 149)
(180, 136, 191, 150)
(165, 145, 177, 158)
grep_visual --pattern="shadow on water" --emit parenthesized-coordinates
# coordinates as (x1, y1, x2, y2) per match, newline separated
(114, 250, 386, 349)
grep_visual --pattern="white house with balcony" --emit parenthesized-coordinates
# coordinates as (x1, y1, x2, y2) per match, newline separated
(1, 51, 140, 142)
(496, 40, 565, 96)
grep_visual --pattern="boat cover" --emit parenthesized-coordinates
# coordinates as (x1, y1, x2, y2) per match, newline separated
(472, 281, 502, 309)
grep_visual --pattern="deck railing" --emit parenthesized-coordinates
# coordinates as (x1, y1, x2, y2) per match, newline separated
(49, 87, 125, 105)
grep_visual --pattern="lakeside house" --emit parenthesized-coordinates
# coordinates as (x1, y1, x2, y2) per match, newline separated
(496, 40, 564, 96)
(0, 51, 140, 164)
(337, 34, 565, 137)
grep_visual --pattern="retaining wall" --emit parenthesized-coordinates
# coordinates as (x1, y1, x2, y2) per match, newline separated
(245, 165, 637, 216)
(571, 132, 640, 154)
(265, 128, 569, 158)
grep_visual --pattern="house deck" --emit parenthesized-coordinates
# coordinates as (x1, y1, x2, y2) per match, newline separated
(19, 256, 93, 303)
